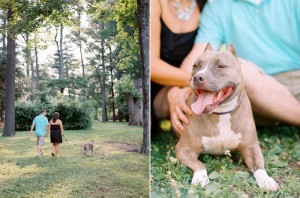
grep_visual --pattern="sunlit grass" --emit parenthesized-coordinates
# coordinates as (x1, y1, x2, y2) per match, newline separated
(151, 124, 300, 197)
(0, 121, 149, 198)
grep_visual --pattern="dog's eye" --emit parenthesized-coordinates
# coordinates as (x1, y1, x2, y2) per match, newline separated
(216, 65, 227, 69)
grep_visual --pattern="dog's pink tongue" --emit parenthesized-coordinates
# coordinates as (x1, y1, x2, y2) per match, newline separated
(191, 91, 215, 115)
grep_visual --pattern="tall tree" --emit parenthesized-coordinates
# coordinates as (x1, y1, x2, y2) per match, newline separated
(54, 24, 65, 93)
(108, 44, 116, 121)
(137, 0, 149, 154)
(0, 10, 6, 122)
(1, 0, 80, 136)
(34, 38, 39, 89)
(3, 8, 16, 136)
(100, 22, 107, 122)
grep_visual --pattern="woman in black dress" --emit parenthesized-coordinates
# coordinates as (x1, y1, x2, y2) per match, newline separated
(151, 0, 207, 137)
(50, 112, 64, 156)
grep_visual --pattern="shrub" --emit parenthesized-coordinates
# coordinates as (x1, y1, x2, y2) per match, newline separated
(15, 101, 53, 131)
(15, 102, 40, 131)
(52, 101, 92, 130)
(15, 99, 93, 131)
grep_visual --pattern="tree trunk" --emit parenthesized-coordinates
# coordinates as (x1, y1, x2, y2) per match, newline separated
(30, 44, 34, 82)
(34, 41, 39, 89)
(137, 0, 149, 154)
(108, 45, 116, 121)
(78, 12, 86, 99)
(3, 8, 16, 137)
(59, 24, 64, 93)
(0, 12, 6, 122)
(1, 13, 6, 57)
(23, 33, 30, 77)
(101, 22, 107, 122)
(127, 79, 143, 126)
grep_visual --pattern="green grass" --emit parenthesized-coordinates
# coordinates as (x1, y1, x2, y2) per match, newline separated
(151, 124, 300, 197)
(0, 121, 149, 198)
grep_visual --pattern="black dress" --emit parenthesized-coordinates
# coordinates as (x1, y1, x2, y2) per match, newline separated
(50, 125, 62, 143)
(151, 19, 198, 136)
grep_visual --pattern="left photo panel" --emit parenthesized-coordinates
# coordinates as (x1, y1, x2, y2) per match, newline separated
(0, 0, 150, 197)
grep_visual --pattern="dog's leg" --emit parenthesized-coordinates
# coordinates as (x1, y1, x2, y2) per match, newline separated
(176, 147, 209, 187)
(239, 144, 279, 192)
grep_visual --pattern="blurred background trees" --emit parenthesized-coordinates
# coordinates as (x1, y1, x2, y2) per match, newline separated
(0, 0, 147, 137)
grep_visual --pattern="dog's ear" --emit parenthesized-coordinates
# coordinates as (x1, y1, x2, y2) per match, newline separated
(228, 44, 237, 57)
(204, 43, 213, 52)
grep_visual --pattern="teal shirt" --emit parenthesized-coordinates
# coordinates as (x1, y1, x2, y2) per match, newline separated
(195, 0, 300, 75)
(33, 115, 48, 136)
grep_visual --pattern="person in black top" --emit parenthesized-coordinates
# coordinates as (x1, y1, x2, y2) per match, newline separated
(50, 112, 64, 156)
(151, 0, 207, 137)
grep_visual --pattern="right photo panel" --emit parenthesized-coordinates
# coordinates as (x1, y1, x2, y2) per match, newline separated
(151, 0, 300, 197)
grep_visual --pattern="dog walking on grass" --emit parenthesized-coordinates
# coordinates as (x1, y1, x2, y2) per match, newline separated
(82, 140, 94, 156)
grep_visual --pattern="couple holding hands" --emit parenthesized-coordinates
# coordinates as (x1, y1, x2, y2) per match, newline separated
(30, 109, 64, 157)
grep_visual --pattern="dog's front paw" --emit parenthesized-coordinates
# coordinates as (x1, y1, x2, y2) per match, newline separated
(254, 169, 279, 192)
(192, 170, 209, 187)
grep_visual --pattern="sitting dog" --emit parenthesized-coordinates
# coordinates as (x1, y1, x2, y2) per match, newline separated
(175, 43, 279, 192)
(83, 140, 94, 156)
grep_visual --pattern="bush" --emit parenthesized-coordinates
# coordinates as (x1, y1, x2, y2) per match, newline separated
(52, 101, 92, 130)
(15, 102, 40, 131)
(15, 99, 93, 131)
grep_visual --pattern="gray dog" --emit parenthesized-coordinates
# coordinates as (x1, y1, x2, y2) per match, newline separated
(175, 43, 279, 192)
(83, 140, 94, 156)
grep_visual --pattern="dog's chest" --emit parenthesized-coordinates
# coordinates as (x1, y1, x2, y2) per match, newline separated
(201, 114, 242, 155)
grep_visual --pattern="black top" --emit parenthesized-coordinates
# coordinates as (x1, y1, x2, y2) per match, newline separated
(160, 18, 198, 68)
(151, 19, 198, 102)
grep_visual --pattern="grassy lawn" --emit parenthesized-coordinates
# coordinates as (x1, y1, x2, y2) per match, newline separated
(0, 121, 149, 198)
(151, 123, 300, 197)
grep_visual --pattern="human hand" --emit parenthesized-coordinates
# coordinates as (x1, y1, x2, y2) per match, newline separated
(30, 131, 33, 136)
(167, 87, 193, 134)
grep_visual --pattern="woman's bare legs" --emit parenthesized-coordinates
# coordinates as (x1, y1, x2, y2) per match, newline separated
(52, 144, 55, 156)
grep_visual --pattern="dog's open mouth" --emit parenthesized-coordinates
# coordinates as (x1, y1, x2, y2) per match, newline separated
(191, 86, 234, 115)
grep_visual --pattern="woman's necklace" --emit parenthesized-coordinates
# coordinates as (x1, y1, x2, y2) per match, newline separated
(173, 0, 196, 21)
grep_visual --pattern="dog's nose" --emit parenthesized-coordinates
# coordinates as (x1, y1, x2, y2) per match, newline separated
(193, 76, 205, 82)
(193, 76, 204, 82)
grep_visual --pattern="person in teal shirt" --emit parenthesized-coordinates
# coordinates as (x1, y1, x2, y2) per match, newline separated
(30, 109, 49, 157)
(167, 0, 300, 133)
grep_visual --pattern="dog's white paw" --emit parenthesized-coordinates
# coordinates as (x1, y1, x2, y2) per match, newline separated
(191, 170, 209, 187)
(254, 169, 279, 192)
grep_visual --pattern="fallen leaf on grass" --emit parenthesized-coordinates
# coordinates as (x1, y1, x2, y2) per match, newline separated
(233, 171, 249, 179)
(209, 171, 222, 179)
(204, 182, 222, 196)
(272, 160, 289, 167)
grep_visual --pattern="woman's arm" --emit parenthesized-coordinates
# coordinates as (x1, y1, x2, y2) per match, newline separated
(150, 0, 190, 87)
(180, 42, 207, 72)
(59, 120, 64, 135)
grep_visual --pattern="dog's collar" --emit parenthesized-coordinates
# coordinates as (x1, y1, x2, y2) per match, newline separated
(212, 93, 244, 115)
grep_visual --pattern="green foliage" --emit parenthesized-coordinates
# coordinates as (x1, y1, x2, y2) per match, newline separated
(0, 0, 80, 36)
(53, 100, 92, 130)
(88, 0, 141, 79)
(114, 75, 141, 120)
(15, 101, 42, 131)
(15, 98, 94, 131)
(115, 75, 140, 98)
